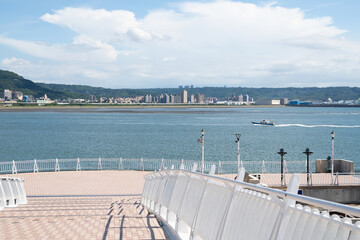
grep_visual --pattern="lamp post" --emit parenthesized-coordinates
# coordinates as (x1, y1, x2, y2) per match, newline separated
(303, 148, 313, 185)
(331, 131, 335, 184)
(235, 134, 241, 173)
(277, 148, 287, 186)
(197, 129, 205, 173)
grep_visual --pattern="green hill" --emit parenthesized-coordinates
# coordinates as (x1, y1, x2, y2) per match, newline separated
(0, 70, 79, 99)
(2, 69, 360, 101)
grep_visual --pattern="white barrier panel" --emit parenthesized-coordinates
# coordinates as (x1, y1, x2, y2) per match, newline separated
(176, 175, 207, 239)
(1, 178, 16, 207)
(167, 172, 190, 229)
(141, 170, 360, 240)
(159, 172, 178, 221)
(15, 178, 27, 204)
(192, 179, 233, 240)
(0, 177, 27, 210)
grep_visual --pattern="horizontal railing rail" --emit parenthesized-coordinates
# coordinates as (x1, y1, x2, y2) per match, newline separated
(0, 158, 319, 174)
(1, 158, 358, 186)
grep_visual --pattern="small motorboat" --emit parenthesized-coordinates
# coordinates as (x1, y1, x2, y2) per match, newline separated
(251, 119, 276, 126)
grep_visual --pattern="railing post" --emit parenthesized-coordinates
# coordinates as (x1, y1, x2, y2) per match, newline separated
(180, 159, 185, 170)
(12, 160, 17, 174)
(55, 158, 60, 172)
(33, 159, 39, 173)
(209, 164, 216, 175)
(161, 158, 164, 170)
(119, 157, 123, 170)
(262, 159, 266, 174)
(140, 158, 144, 171)
(191, 163, 198, 172)
(218, 160, 222, 174)
(76, 158, 81, 171)
(98, 157, 102, 170)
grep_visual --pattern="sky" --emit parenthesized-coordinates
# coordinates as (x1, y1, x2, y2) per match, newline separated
(1, 0, 360, 89)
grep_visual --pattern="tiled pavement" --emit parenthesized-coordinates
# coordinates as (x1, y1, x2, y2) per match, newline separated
(0, 171, 168, 239)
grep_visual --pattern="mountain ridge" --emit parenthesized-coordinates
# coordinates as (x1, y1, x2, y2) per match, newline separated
(1, 69, 360, 101)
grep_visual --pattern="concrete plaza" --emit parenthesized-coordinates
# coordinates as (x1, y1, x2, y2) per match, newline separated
(0, 171, 168, 239)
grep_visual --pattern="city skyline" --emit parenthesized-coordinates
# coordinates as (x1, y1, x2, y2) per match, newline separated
(1, 0, 360, 89)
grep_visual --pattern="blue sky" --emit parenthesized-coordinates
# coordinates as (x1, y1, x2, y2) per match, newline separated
(1, 0, 360, 88)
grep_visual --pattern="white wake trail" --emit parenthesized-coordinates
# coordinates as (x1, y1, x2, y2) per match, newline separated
(276, 124, 360, 128)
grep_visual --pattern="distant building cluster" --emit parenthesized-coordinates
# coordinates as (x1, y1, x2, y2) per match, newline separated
(2, 87, 360, 107)
(219, 94, 255, 105)
(2, 89, 25, 101)
(143, 90, 205, 104)
(1, 89, 52, 105)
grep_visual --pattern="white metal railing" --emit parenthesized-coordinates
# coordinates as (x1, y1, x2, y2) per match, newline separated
(0, 158, 319, 174)
(141, 169, 360, 240)
(2, 158, 359, 186)
(0, 176, 27, 211)
(260, 173, 360, 187)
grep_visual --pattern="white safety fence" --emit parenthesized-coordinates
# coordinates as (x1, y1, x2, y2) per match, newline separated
(0, 158, 318, 174)
(141, 168, 360, 240)
(0, 177, 27, 211)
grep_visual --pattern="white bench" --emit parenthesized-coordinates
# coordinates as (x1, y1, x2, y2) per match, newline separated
(141, 169, 360, 240)
(0, 177, 27, 210)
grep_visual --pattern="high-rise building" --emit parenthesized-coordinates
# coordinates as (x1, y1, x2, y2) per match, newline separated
(144, 95, 152, 103)
(196, 94, 204, 104)
(238, 94, 243, 102)
(170, 95, 176, 103)
(12, 91, 23, 100)
(3, 89, 12, 101)
(244, 94, 249, 102)
(181, 90, 188, 103)
(89, 95, 97, 102)
(190, 94, 195, 103)
(164, 94, 170, 103)
(174, 95, 182, 103)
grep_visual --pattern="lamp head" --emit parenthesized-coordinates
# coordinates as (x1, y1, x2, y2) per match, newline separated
(331, 131, 335, 138)
(277, 148, 287, 155)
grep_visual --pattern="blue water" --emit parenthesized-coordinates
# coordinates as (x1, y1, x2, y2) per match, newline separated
(0, 107, 359, 169)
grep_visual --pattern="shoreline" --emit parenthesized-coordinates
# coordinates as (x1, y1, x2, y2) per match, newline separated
(0, 104, 286, 112)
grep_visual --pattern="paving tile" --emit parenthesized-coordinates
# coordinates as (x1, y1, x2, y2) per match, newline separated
(0, 171, 168, 239)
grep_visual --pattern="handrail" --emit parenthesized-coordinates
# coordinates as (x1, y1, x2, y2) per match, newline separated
(151, 170, 360, 218)
(142, 169, 360, 240)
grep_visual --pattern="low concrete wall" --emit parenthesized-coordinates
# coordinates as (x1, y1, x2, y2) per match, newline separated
(301, 185, 360, 204)
(316, 159, 354, 174)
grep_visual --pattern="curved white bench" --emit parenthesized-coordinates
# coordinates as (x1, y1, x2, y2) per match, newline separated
(0, 177, 27, 210)
(141, 170, 360, 240)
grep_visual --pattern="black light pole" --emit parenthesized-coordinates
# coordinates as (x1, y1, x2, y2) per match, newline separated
(303, 148, 313, 185)
(277, 148, 287, 186)
(235, 134, 241, 173)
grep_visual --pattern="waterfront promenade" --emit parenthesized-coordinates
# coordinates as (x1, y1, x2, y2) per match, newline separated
(0, 171, 168, 239)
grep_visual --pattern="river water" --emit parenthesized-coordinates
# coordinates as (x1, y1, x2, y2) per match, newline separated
(0, 107, 359, 171)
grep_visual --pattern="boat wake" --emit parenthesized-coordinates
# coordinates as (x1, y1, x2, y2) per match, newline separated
(276, 124, 360, 128)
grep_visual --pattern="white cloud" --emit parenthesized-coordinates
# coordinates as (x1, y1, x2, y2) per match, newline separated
(1, 0, 360, 88)
(2, 57, 30, 66)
